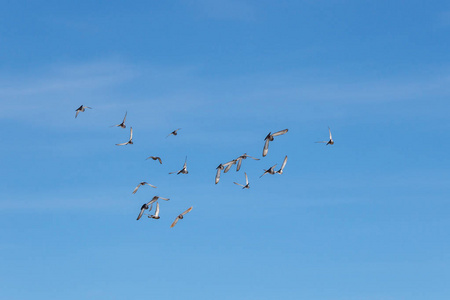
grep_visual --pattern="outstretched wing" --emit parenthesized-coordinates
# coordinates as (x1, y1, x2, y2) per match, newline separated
(262, 139, 269, 157)
(236, 158, 242, 172)
(158, 197, 170, 201)
(137, 208, 145, 220)
(183, 156, 187, 169)
(233, 182, 244, 187)
(129, 127, 133, 140)
(75, 110, 80, 118)
(181, 206, 193, 216)
(315, 141, 327, 144)
(154, 202, 160, 217)
(280, 156, 288, 171)
(170, 217, 180, 228)
(246, 155, 260, 160)
(224, 163, 233, 173)
(116, 142, 128, 146)
(132, 184, 140, 194)
(272, 129, 288, 137)
(123, 111, 127, 123)
(156, 157, 162, 164)
(215, 168, 221, 184)
(245, 172, 249, 185)
(328, 127, 332, 140)
(145, 182, 157, 188)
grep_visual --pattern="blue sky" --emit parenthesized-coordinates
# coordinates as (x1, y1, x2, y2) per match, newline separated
(1, 1, 450, 299)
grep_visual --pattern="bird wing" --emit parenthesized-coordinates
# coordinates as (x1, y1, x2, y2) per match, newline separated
(156, 157, 162, 164)
(181, 206, 193, 216)
(224, 163, 233, 173)
(315, 141, 327, 143)
(154, 202, 160, 217)
(263, 138, 269, 157)
(236, 158, 242, 172)
(279, 156, 288, 171)
(123, 111, 127, 123)
(116, 142, 128, 146)
(272, 129, 288, 137)
(215, 168, 221, 184)
(260, 170, 268, 178)
(247, 155, 260, 160)
(132, 185, 140, 194)
(145, 182, 157, 188)
(328, 127, 332, 140)
(234, 182, 244, 187)
(183, 156, 187, 169)
(129, 127, 133, 140)
(158, 197, 170, 201)
(75, 110, 80, 118)
(137, 208, 145, 220)
(170, 217, 180, 228)
(245, 172, 248, 185)
(169, 171, 178, 174)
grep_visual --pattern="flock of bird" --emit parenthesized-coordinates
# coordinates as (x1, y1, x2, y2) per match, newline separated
(75, 105, 334, 228)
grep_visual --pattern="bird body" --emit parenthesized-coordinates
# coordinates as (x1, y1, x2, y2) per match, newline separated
(167, 128, 181, 137)
(75, 105, 92, 118)
(262, 129, 288, 157)
(132, 181, 157, 194)
(111, 111, 127, 128)
(146, 156, 162, 164)
(169, 157, 188, 175)
(260, 164, 277, 178)
(170, 206, 193, 228)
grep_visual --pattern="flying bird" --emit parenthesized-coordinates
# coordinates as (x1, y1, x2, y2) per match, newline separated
(166, 128, 181, 138)
(263, 129, 289, 157)
(146, 156, 162, 164)
(137, 199, 155, 220)
(145, 202, 160, 219)
(315, 127, 334, 145)
(276, 156, 288, 174)
(236, 153, 260, 172)
(132, 181, 157, 194)
(260, 164, 277, 178)
(75, 105, 92, 118)
(169, 156, 188, 174)
(110, 111, 127, 128)
(234, 172, 250, 189)
(170, 206, 193, 228)
(215, 164, 224, 184)
(116, 127, 133, 146)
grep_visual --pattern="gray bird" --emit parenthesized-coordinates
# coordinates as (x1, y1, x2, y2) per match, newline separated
(236, 153, 260, 172)
(263, 129, 288, 157)
(170, 206, 193, 228)
(116, 127, 133, 146)
(146, 156, 162, 164)
(315, 127, 334, 145)
(110, 111, 127, 128)
(233, 172, 250, 189)
(132, 181, 157, 194)
(166, 128, 181, 138)
(276, 156, 288, 174)
(137, 199, 155, 220)
(260, 164, 277, 178)
(169, 156, 188, 175)
(75, 105, 92, 118)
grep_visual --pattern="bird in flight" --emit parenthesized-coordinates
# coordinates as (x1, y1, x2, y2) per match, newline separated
(166, 128, 181, 138)
(136, 196, 170, 220)
(315, 127, 334, 145)
(145, 202, 160, 219)
(132, 181, 157, 194)
(75, 105, 92, 118)
(234, 172, 250, 189)
(263, 129, 288, 157)
(215, 164, 224, 184)
(110, 111, 127, 128)
(170, 206, 193, 228)
(116, 127, 133, 146)
(169, 156, 188, 174)
(260, 164, 278, 178)
(146, 156, 162, 164)
(276, 156, 288, 174)
(236, 153, 260, 172)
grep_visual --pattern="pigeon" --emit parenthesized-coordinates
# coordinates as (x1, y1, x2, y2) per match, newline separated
(170, 206, 193, 228)
(263, 129, 288, 157)
(167, 128, 181, 138)
(215, 164, 224, 184)
(75, 105, 92, 118)
(169, 156, 188, 175)
(276, 156, 288, 174)
(145, 202, 160, 219)
(116, 127, 133, 146)
(233, 172, 250, 189)
(132, 181, 157, 194)
(236, 153, 260, 172)
(137, 199, 155, 220)
(146, 156, 162, 164)
(110, 111, 127, 128)
(260, 164, 277, 178)
(315, 127, 334, 145)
